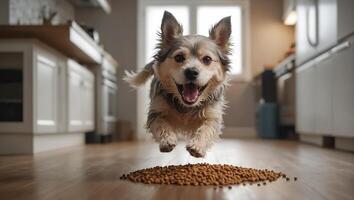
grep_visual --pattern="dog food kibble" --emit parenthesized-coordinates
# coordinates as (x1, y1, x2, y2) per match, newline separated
(120, 163, 289, 186)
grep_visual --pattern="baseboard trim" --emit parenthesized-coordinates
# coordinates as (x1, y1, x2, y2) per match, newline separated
(0, 132, 85, 155)
(335, 137, 354, 152)
(222, 127, 257, 138)
(0, 134, 33, 154)
(299, 134, 335, 148)
(34, 133, 85, 153)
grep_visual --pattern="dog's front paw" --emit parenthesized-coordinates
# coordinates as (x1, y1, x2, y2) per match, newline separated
(186, 144, 206, 158)
(159, 143, 176, 153)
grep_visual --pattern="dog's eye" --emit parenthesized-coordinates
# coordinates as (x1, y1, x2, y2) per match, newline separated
(202, 56, 212, 65)
(174, 54, 185, 63)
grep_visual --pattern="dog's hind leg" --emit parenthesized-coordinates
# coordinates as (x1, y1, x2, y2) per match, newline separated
(148, 116, 177, 153)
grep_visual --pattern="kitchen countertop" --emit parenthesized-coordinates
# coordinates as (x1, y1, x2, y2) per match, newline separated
(0, 21, 117, 66)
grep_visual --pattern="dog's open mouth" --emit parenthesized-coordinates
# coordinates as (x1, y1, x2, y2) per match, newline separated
(176, 82, 208, 105)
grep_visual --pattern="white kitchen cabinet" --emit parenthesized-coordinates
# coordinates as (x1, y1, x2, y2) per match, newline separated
(0, 22, 116, 153)
(0, 41, 33, 133)
(296, 0, 336, 65)
(296, 0, 353, 65)
(314, 53, 333, 134)
(296, 36, 354, 138)
(67, 59, 94, 132)
(316, 0, 337, 53)
(81, 68, 95, 131)
(296, 0, 318, 65)
(68, 62, 83, 132)
(296, 61, 316, 134)
(0, 40, 63, 134)
(296, 55, 334, 135)
(34, 48, 61, 133)
(332, 39, 354, 137)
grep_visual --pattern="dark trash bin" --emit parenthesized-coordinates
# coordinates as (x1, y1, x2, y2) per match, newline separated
(256, 102, 278, 139)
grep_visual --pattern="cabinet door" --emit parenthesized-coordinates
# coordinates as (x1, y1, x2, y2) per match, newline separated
(317, 0, 337, 53)
(296, 0, 337, 65)
(296, 61, 316, 134)
(68, 70, 83, 132)
(82, 79, 94, 131)
(35, 54, 59, 133)
(296, 0, 318, 65)
(314, 53, 333, 134)
(0, 48, 31, 133)
(332, 40, 354, 137)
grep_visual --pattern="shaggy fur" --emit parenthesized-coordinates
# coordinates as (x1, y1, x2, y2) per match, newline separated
(124, 11, 231, 157)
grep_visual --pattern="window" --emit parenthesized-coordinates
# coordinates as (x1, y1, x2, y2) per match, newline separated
(145, 6, 189, 63)
(197, 6, 242, 75)
(141, 1, 247, 76)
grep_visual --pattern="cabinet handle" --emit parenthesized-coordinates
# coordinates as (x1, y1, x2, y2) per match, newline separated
(306, 0, 319, 47)
(314, 52, 331, 63)
(331, 41, 351, 53)
(296, 60, 315, 73)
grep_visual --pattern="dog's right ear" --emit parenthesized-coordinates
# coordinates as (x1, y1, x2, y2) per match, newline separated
(160, 11, 183, 46)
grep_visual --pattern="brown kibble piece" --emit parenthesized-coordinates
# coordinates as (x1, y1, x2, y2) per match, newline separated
(294, 177, 297, 181)
(286, 177, 290, 181)
(120, 163, 288, 187)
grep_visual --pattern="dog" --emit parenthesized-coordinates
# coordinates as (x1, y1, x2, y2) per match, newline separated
(124, 11, 231, 157)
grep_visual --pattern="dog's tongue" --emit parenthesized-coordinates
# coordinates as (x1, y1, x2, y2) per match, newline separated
(183, 84, 199, 103)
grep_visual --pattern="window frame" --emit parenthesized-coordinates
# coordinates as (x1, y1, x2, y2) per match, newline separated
(137, 0, 251, 81)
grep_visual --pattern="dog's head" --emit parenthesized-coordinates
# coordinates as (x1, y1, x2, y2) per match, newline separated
(153, 11, 231, 108)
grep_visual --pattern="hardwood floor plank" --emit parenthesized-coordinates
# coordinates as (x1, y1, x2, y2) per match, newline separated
(0, 139, 353, 200)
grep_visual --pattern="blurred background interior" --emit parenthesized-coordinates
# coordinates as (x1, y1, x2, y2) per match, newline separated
(0, 0, 353, 153)
(0, 0, 353, 199)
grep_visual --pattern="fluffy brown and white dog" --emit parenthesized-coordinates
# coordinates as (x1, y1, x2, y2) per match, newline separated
(124, 11, 231, 157)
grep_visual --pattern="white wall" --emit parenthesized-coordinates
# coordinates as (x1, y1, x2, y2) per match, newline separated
(250, 0, 295, 76)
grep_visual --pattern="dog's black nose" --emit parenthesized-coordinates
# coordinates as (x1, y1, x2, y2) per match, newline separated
(184, 67, 199, 81)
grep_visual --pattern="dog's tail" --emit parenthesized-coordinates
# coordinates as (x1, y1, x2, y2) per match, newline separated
(123, 61, 154, 88)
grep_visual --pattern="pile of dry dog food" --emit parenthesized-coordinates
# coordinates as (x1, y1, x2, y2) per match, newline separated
(120, 163, 296, 187)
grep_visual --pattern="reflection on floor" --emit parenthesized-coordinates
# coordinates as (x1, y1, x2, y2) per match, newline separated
(0, 139, 353, 200)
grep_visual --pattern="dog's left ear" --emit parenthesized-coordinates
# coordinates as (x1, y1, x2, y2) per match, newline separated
(160, 11, 183, 46)
(209, 16, 232, 53)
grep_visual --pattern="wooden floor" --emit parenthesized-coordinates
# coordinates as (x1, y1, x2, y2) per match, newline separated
(0, 139, 353, 200)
